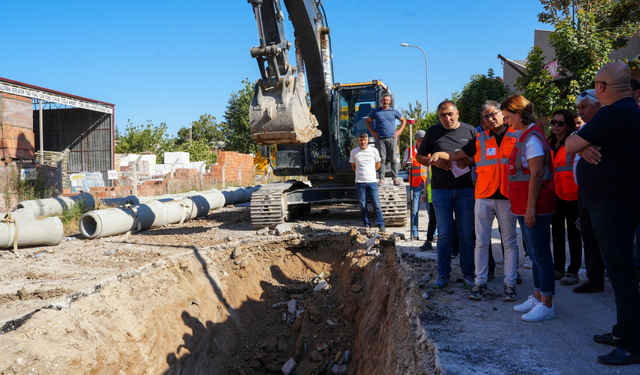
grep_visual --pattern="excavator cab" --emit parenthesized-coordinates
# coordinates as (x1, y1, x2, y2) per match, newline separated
(333, 81, 394, 170)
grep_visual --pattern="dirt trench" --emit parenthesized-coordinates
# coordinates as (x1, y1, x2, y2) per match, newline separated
(0, 230, 439, 375)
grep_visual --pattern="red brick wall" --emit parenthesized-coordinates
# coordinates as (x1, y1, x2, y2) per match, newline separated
(210, 151, 253, 185)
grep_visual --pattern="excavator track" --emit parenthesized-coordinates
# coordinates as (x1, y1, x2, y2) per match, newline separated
(250, 182, 295, 229)
(379, 185, 407, 227)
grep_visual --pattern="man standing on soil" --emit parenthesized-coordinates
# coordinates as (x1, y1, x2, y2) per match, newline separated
(416, 101, 477, 289)
(350, 133, 385, 231)
(427, 101, 520, 301)
(566, 62, 640, 366)
(366, 94, 406, 186)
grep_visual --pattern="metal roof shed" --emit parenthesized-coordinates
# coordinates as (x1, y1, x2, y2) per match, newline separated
(0, 78, 115, 184)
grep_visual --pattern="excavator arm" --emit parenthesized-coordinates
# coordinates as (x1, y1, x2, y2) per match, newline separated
(248, 0, 332, 145)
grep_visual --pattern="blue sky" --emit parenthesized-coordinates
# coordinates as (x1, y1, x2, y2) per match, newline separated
(3, 0, 549, 136)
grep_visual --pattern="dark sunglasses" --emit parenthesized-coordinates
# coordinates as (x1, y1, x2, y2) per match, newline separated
(579, 91, 597, 100)
(591, 81, 607, 89)
(550, 120, 566, 127)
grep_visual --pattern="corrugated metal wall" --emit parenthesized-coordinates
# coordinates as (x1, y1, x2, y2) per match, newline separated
(34, 108, 112, 182)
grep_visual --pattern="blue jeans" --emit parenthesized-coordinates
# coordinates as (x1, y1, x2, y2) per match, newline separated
(432, 188, 475, 279)
(590, 208, 640, 354)
(410, 186, 423, 237)
(517, 214, 554, 296)
(355, 182, 384, 227)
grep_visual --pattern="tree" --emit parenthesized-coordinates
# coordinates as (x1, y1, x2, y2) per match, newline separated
(399, 101, 440, 153)
(223, 79, 257, 155)
(518, 0, 640, 118)
(178, 139, 218, 165)
(115, 120, 175, 162)
(175, 113, 225, 147)
(456, 69, 511, 126)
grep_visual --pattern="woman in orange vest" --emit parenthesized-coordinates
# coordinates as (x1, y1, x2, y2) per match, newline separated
(501, 95, 557, 322)
(548, 110, 582, 286)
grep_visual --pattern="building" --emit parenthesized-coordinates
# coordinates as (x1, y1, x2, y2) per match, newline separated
(0, 78, 115, 184)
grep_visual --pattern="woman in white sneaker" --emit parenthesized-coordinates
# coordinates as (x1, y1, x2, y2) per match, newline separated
(501, 95, 557, 322)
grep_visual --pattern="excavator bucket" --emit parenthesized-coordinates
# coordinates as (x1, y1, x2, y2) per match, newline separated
(250, 69, 321, 145)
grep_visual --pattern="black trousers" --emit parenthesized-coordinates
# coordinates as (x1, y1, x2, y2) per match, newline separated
(578, 193, 605, 285)
(552, 196, 582, 274)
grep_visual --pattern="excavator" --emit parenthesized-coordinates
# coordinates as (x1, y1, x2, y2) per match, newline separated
(247, 0, 407, 228)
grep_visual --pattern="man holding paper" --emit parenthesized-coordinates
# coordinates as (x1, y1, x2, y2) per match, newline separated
(416, 100, 477, 289)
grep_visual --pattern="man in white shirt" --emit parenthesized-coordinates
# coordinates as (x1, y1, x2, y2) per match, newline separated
(350, 133, 385, 231)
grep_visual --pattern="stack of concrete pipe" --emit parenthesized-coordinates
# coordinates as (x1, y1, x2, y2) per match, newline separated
(16, 185, 259, 241)
(79, 190, 226, 239)
(0, 209, 64, 248)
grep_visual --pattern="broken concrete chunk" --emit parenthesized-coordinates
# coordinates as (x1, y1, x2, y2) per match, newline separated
(257, 227, 270, 235)
(275, 223, 294, 235)
(281, 358, 297, 375)
(313, 280, 329, 292)
(287, 299, 297, 314)
(331, 364, 348, 374)
(312, 273, 325, 284)
(231, 248, 241, 259)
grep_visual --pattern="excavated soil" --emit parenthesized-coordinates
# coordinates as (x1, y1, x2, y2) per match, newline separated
(0, 206, 440, 374)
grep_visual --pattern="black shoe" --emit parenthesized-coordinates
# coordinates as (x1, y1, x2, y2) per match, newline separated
(597, 348, 640, 365)
(516, 272, 523, 285)
(503, 284, 517, 302)
(573, 280, 604, 294)
(419, 242, 433, 252)
(594, 333, 619, 346)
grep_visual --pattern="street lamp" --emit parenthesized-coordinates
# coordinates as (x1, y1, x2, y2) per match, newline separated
(401, 43, 430, 114)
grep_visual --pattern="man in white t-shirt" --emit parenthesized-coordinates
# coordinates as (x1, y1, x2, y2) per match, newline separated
(350, 133, 385, 231)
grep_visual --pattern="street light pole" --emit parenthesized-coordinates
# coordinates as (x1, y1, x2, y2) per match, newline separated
(401, 43, 430, 114)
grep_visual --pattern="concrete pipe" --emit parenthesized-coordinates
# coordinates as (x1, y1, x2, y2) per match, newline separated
(0, 208, 37, 222)
(17, 193, 96, 217)
(0, 216, 64, 247)
(79, 191, 225, 239)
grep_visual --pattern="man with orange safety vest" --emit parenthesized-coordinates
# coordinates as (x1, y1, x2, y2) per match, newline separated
(402, 130, 427, 239)
(428, 100, 521, 301)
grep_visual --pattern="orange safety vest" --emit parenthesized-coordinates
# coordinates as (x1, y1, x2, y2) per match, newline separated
(507, 125, 556, 215)
(552, 144, 579, 201)
(406, 146, 427, 188)
(474, 127, 520, 199)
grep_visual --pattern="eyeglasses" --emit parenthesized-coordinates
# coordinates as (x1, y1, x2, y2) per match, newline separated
(550, 120, 566, 127)
(591, 81, 608, 89)
(482, 111, 500, 121)
(579, 91, 597, 100)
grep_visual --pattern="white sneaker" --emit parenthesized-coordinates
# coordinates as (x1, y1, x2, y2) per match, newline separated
(521, 303, 556, 322)
(523, 256, 533, 269)
(513, 295, 541, 313)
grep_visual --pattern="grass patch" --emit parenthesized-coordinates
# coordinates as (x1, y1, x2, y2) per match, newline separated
(60, 201, 85, 236)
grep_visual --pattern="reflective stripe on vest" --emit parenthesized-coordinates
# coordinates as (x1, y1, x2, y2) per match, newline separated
(474, 127, 520, 199)
(407, 146, 427, 187)
(507, 125, 556, 215)
(553, 144, 579, 201)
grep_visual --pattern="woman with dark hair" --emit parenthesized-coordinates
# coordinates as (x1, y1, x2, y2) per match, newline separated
(548, 110, 582, 286)
(501, 95, 557, 322)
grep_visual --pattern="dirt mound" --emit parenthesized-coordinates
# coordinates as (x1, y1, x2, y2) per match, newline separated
(0, 227, 439, 374)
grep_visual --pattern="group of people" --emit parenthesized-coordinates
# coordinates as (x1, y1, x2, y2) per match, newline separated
(350, 62, 640, 366)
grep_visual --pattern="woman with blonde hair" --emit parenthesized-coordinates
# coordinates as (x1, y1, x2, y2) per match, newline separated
(501, 95, 557, 321)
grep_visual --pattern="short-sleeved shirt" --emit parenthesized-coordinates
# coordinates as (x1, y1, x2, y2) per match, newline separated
(368, 107, 403, 138)
(350, 146, 381, 183)
(418, 122, 477, 190)
(576, 97, 640, 210)
(461, 126, 511, 199)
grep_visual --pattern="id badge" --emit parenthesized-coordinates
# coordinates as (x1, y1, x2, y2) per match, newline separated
(486, 147, 496, 156)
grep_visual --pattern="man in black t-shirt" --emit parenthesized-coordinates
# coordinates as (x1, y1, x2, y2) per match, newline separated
(566, 62, 640, 366)
(416, 101, 477, 289)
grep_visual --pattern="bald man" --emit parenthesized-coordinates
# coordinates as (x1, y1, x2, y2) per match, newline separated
(566, 62, 640, 366)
